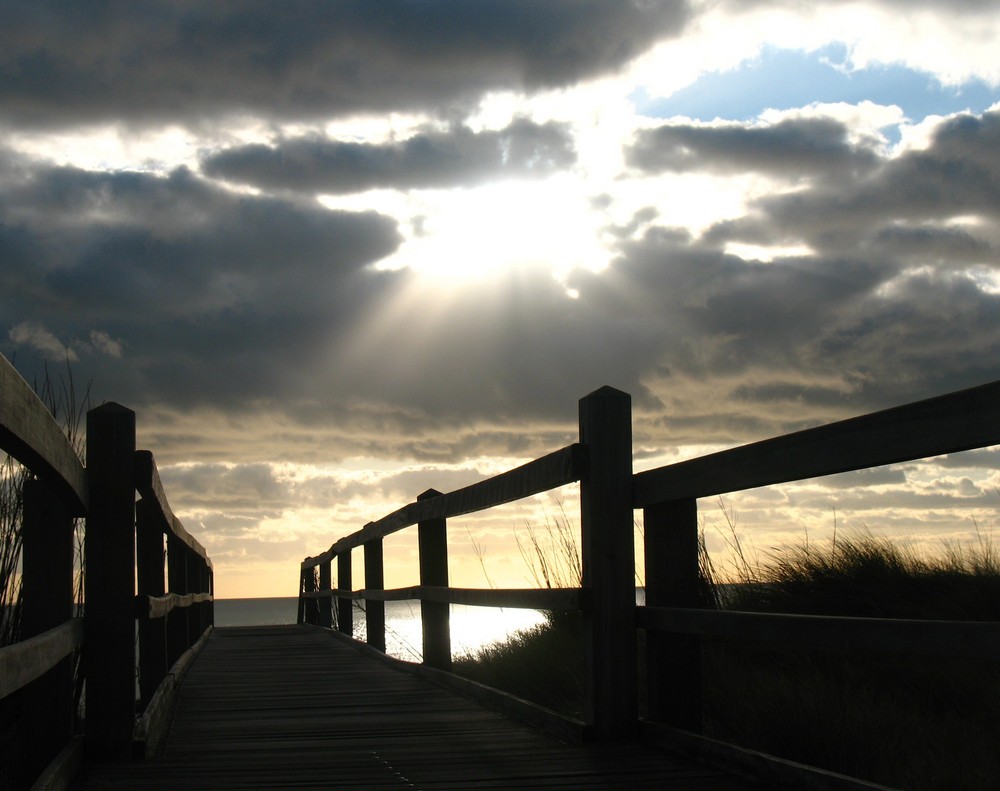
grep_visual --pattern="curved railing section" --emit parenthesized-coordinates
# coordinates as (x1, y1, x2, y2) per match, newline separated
(0, 354, 213, 788)
(300, 388, 635, 740)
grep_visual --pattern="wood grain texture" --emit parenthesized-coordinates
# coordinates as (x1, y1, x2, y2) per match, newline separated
(73, 625, 761, 791)
(634, 379, 1000, 507)
(638, 606, 1000, 660)
(0, 618, 83, 700)
(0, 353, 87, 514)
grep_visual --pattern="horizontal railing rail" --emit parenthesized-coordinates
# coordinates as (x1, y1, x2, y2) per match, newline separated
(304, 444, 585, 566)
(633, 379, 1000, 507)
(637, 606, 1000, 661)
(0, 354, 89, 515)
(303, 584, 588, 611)
(0, 618, 85, 701)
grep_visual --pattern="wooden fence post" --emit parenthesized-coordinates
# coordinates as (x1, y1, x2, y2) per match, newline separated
(364, 536, 386, 652)
(85, 402, 137, 758)
(297, 567, 308, 624)
(318, 559, 332, 628)
(336, 551, 352, 636)
(166, 532, 189, 667)
(136, 498, 167, 708)
(644, 498, 702, 731)
(578, 386, 635, 739)
(21, 478, 75, 781)
(418, 488, 451, 671)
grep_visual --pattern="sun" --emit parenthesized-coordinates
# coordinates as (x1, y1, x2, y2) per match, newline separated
(378, 176, 609, 286)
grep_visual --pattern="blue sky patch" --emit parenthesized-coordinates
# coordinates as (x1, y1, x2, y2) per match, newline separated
(635, 44, 1000, 126)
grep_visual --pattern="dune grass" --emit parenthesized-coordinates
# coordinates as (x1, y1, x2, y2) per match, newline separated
(702, 527, 1000, 790)
(453, 511, 1000, 789)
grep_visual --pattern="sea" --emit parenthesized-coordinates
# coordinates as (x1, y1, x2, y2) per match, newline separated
(213, 597, 548, 663)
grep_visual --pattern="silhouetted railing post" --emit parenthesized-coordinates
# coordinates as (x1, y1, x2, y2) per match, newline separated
(136, 498, 167, 708)
(644, 498, 702, 731)
(364, 536, 386, 652)
(167, 532, 190, 666)
(318, 559, 332, 628)
(336, 551, 352, 636)
(418, 489, 451, 670)
(578, 386, 636, 738)
(21, 477, 75, 781)
(297, 567, 308, 624)
(85, 402, 137, 759)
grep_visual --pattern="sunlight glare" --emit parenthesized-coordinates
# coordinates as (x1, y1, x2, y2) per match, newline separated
(378, 177, 610, 284)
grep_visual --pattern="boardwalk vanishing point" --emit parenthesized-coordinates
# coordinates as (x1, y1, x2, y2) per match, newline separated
(72, 625, 764, 791)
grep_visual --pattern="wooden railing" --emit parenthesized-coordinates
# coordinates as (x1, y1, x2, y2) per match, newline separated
(300, 380, 1000, 775)
(0, 354, 213, 789)
(300, 387, 635, 738)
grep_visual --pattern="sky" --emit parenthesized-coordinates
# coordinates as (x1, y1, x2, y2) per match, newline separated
(3, 1, 1000, 599)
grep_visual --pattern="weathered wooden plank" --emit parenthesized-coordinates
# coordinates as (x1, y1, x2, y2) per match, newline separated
(75, 626, 760, 791)
(579, 386, 636, 738)
(135, 450, 211, 565)
(304, 585, 587, 614)
(85, 402, 138, 759)
(0, 618, 84, 701)
(644, 499, 702, 731)
(634, 379, 1000, 507)
(363, 537, 386, 652)
(304, 444, 584, 567)
(337, 551, 353, 637)
(0, 354, 88, 514)
(136, 592, 214, 620)
(637, 606, 1000, 660)
(418, 488, 450, 671)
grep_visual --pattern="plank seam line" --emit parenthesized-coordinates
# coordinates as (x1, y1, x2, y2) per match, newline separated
(369, 750, 421, 789)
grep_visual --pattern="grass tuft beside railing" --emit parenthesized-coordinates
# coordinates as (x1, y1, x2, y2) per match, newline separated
(701, 526, 1000, 790)
(456, 520, 1000, 789)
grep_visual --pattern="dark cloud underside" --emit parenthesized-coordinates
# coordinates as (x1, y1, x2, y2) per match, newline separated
(0, 0, 691, 128)
(201, 119, 576, 193)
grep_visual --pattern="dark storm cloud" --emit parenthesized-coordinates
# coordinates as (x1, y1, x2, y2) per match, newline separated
(703, 110, 1000, 259)
(0, 0, 691, 128)
(201, 119, 576, 194)
(576, 205, 1000, 435)
(0, 151, 403, 410)
(625, 117, 880, 178)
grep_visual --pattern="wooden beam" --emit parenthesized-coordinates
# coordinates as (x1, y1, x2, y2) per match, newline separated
(336, 552, 352, 636)
(637, 607, 1000, 660)
(85, 402, 137, 759)
(634, 379, 1000, 507)
(418, 489, 451, 671)
(0, 618, 84, 701)
(0, 354, 88, 514)
(301, 444, 585, 565)
(136, 592, 214, 621)
(135, 450, 210, 565)
(579, 386, 636, 739)
(643, 499, 702, 731)
(364, 538, 385, 652)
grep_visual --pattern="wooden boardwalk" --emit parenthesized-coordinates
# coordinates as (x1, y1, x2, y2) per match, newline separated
(73, 625, 763, 790)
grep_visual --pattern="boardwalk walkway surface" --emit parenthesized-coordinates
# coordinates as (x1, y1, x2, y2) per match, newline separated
(73, 625, 763, 790)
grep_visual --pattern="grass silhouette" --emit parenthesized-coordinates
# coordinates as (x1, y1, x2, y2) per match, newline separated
(455, 509, 1000, 789)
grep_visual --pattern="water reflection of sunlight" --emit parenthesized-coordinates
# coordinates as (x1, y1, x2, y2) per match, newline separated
(352, 602, 547, 663)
